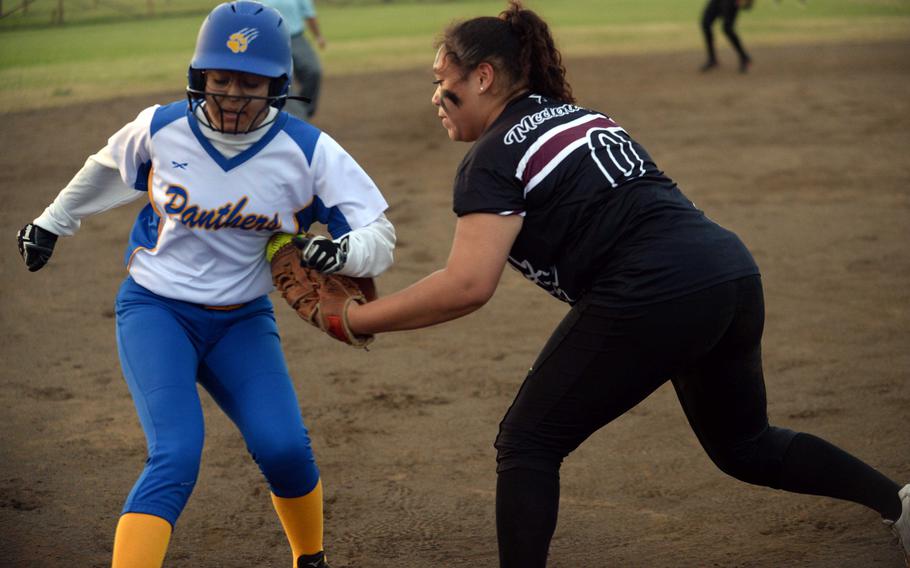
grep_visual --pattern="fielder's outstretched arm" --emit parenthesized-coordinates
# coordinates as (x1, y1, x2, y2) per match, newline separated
(346, 212, 522, 333)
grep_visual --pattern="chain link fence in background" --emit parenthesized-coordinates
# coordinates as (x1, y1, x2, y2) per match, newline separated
(0, 0, 449, 28)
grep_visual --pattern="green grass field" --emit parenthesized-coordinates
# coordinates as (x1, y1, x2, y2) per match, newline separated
(1, 0, 908, 112)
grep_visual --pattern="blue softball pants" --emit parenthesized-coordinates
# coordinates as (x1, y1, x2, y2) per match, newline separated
(114, 277, 320, 527)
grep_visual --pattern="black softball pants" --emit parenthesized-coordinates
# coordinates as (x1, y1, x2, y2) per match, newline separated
(701, 0, 749, 64)
(494, 275, 901, 568)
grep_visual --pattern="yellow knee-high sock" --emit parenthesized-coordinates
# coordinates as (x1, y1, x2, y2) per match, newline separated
(271, 479, 325, 562)
(111, 512, 172, 568)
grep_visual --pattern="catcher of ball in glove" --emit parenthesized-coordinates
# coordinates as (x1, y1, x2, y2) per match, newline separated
(267, 233, 376, 348)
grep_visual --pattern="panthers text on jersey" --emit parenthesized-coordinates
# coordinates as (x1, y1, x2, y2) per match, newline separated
(109, 101, 388, 306)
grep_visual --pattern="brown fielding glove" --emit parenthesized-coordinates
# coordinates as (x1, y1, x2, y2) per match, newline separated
(268, 234, 376, 348)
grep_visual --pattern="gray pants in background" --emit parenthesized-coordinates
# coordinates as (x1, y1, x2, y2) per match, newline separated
(285, 32, 322, 120)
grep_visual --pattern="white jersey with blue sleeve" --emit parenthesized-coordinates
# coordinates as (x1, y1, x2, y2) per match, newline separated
(104, 101, 389, 306)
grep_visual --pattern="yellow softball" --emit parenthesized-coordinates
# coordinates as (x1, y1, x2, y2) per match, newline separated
(265, 232, 295, 262)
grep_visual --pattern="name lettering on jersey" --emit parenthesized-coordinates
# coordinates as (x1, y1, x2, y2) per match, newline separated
(504, 103, 582, 145)
(227, 28, 260, 54)
(508, 257, 574, 303)
(163, 185, 281, 232)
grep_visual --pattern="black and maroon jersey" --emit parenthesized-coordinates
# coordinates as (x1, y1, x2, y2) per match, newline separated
(453, 94, 758, 306)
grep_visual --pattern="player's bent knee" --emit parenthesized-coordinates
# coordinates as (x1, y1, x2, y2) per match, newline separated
(495, 432, 568, 475)
(254, 440, 320, 496)
(147, 438, 203, 483)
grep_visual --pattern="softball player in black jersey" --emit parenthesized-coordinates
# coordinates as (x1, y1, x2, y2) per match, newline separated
(341, 2, 910, 566)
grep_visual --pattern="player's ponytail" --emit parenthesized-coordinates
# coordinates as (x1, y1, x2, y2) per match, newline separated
(437, 0, 574, 104)
(500, 1, 574, 103)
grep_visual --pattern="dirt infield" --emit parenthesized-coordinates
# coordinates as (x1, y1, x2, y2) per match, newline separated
(2, 40, 908, 567)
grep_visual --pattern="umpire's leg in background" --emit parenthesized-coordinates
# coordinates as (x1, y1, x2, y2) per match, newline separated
(285, 32, 322, 120)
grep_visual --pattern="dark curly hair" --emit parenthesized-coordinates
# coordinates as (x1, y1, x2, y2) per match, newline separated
(436, 0, 575, 103)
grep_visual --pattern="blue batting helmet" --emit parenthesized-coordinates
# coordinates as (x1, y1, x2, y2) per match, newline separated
(187, 1, 292, 101)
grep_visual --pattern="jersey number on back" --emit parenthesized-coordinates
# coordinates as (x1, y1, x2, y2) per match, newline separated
(587, 127, 647, 188)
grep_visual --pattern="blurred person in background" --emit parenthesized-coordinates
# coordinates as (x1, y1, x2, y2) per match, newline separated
(262, 0, 326, 119)
(700, 0, 752, 73)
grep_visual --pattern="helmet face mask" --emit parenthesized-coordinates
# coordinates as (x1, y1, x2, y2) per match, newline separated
(188, 87, 276, 136)
(187, 70, 285, 135)
(187, 1, 292, 134)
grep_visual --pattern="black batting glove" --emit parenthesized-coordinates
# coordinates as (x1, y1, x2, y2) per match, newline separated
(17, 223, 58, 272)
(293, 234, 349, 274)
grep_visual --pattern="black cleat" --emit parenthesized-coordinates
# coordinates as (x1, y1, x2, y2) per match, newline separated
(700, 59, 719, 73)
(297, 551, 331, 568)
(739, 56, 752, 74)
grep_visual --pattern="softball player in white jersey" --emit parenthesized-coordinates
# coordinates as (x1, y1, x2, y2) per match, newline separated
(16, 2, 394, 567)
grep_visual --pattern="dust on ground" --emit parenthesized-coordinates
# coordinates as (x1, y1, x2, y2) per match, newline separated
(1, 40, 909, 567)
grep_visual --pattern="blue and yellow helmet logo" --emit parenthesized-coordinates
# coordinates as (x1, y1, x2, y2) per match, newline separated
(227, 27, 260, 53)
